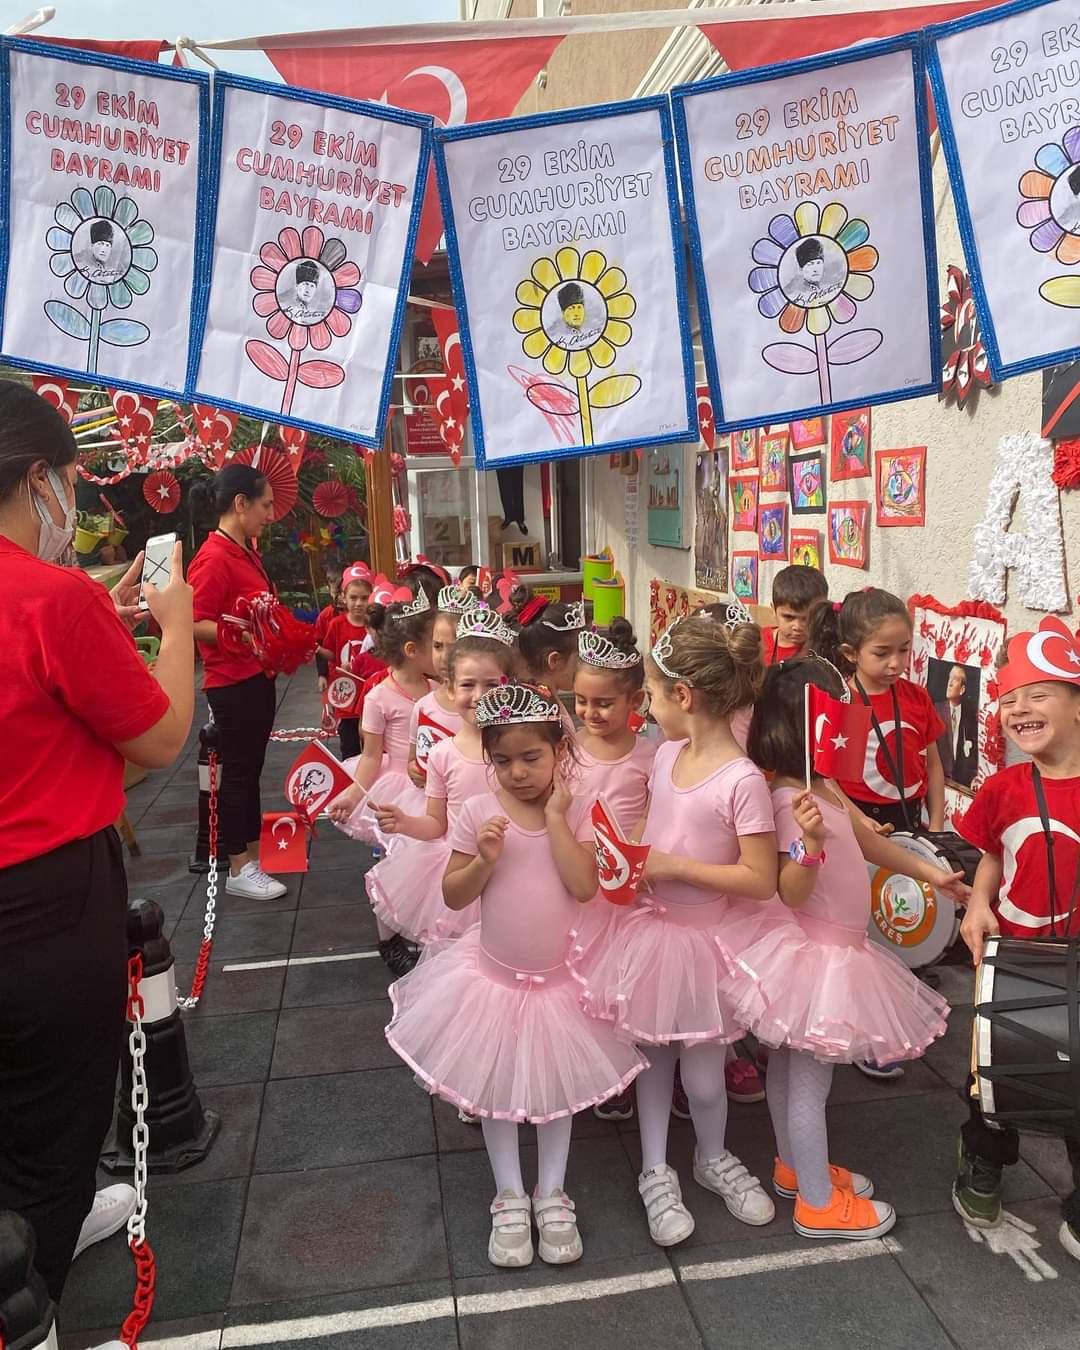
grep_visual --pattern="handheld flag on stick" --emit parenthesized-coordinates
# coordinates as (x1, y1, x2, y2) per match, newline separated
(592, 796, 650, 906)
(808, 686, 872, 780)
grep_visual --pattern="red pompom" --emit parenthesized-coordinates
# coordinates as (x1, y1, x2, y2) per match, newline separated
(1052, 437, 1080, 489)
(218, 593, 317, 677)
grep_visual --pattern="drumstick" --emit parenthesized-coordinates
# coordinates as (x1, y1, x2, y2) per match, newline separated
(804, 683, 812, 791)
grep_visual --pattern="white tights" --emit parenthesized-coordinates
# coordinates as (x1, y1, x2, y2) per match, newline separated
(481, 1115, 573, 1197)
(765, 1046, 835, 1208)
(636, 1042, 730, 1172)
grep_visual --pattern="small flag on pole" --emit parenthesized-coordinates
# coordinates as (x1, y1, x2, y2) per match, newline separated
(414, 707, 456, 773)
(808, 686, 872, 780)
(259, 811, 309, 873)
(592, 796, 650, 906)
(285, 741, 355, 824)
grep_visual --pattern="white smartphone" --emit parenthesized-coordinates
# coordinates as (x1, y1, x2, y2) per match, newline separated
(140, 532, 177, 607)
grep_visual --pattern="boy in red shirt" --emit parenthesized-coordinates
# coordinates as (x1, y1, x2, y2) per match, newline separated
(762, 564, 829, 664)
(955, 615, 1080, 1260)
(317, 563, 373, 760)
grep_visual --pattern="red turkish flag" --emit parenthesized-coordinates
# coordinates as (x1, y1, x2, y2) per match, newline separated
(808, 687, 872, 780)
(592, 797, 650, 906)
(325, 667, 362, 720)
(278, 424, 309, 473)
(266, 37, 562, 264)
(41, 37, 165, 63)
(32, 375, 78, 423)
(285, 740, 355, 823)
(109, 389, 159, 461)
(697, 384, 715, 452)
(190, 404, 237, 468)
(259, 811, 309, 874)
(415, 707, 456, 774)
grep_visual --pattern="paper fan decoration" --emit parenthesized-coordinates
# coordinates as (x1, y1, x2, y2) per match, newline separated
(144, 469, 180, 513)
(313, 478, 350, 518)
(233, 445, 298, 521)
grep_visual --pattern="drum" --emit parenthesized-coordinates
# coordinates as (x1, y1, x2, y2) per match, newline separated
(866, 831, 981, 970)
(974, 937, 1080, 1138)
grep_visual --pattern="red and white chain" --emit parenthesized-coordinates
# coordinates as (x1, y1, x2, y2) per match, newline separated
(177, 750, 218, 1010)
(270, 726, 333, 742)
(119, 955, 156, 1348)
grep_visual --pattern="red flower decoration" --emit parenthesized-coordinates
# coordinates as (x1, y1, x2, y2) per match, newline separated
(312, 478, 350, 518)
(232, 445, 298, 521)
(144, 470, 180, 514)
(940, 265, 993, 408)
(1052, 436, 1080, 489)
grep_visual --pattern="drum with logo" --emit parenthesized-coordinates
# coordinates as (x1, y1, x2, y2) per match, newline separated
(866, 831, 981, 970)
(974, 937, 1080, 1138)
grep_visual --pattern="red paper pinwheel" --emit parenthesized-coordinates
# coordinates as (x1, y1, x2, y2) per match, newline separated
(313, 478, 350, 518)
(232, 445, 298, 521)
(144, 469, 180, 513)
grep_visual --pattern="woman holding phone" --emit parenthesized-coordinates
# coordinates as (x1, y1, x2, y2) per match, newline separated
(0, 380, 194, 1314)
(188, 463, 286, 900)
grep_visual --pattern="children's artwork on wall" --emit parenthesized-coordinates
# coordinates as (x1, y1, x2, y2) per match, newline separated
(1042, 360, 1080, 440)
(830, 408, 871, 480)
(908, 595, 1007, 827)
(790, 417, 826, 450)
(828, 500, 870, 569)
(731, 550, 759, 603)
(759, 431, 788, 492)
(758, 501, 788, 563)
(790, 529, 822, 570)
(714, 431, 732, 458)
(646, 444, 688, 549)
(731, 427, 759, 470)
(789, 451, 826, 514)
(694, 445, 728, 591)
(729, 473, 759, 531)
(875, 446, 926, 527)
(648, 579, 716, 644)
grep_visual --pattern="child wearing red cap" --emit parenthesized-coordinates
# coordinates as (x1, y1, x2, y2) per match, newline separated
(953, 616, 1080, 1261)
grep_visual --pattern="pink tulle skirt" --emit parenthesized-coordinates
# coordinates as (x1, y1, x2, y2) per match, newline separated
(386, 926, 648, 1122)
(332, 769, 425, 849)
(366, 836, 479, 945)
(722, 910, 950, 1064)
(570, 896, 744, 1046)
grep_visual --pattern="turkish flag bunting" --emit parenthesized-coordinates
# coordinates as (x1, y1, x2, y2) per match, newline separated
(696, 385, 715, 452)
(266, 37, 562, 264)
(32, 375, 78, 424)
(109, 389, 159, 461)
(415, 707, 456, 773)
(285, 740, 356, 824)
(190, 403, 238, 468)
(808, 687, 872, 780)
(325, 667, 362, 720)
(592, 797, 650, 906)
(41, 36, 165, 63)
(259, 811, 309, 874)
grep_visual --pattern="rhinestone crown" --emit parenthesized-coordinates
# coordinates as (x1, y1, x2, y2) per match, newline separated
(475, 683, 563, 728)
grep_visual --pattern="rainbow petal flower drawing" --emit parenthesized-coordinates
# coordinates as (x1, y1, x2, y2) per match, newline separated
(1017, 125, 1080, 309)
(45, 186, 157, 374)
(246, 225, 363, 416)
(512, 246, 640, 446)
(748, 202, 881, 403)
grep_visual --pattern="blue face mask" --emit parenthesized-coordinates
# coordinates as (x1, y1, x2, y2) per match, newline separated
(30, 468, 76, 561)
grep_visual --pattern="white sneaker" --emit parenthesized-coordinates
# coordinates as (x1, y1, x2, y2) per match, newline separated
(226, 861, 287, 900)
(488, 1189, 533, 1267)
(638, 1164, 695, 1246)
(73, 1184, 136, 1259)
(533, 1189, 584, 1264)
(694, 1149, 775, 1226)
(457, 1107, 480, 1125)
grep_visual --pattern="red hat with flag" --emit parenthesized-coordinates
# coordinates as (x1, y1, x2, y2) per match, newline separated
(996, 616, 1080, 697)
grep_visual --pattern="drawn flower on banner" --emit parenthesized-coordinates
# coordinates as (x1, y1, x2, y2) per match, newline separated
(1018, 126, 1080, 308)
(246, 226, 363, 417)
(512, 246, 640, 447)
(749, 201, 881, 406)
(44, 187, 157, 375)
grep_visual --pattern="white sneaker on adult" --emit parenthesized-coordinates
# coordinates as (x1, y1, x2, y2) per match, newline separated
(225, 861, 287, 900)
(532, 1189, 584, 1264)
(693, 1149, 775, 1226)
(638, 1164, 695, 1246)
(488, 1189, 534, 1267)
(73, 1184, 136, 1260)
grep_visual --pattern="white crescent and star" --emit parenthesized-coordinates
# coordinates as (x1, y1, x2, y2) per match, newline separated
(862, 718, 922, 801)
(380, 65, 468, 128)
(272, 815, 298, 851)
(1027, 630, 1080, 680)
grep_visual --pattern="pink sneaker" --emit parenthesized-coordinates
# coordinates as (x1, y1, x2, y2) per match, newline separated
(726, 1056, 766, 1103)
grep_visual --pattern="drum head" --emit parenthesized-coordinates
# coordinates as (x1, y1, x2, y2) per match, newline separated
(866, 833, 961, 969)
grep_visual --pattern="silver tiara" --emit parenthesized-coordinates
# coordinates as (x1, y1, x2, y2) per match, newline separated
(398, 589, 431, 618)
(475, 683, 563, 728)
(723, 597, 753, 630)
(578, 628, 641, 670)
(542, 599, 586, 632)
(650, 620, 691, 684)
(437, 585, 481, 616)
(456, 606, 516, 647)
(809, 651, 853, 703)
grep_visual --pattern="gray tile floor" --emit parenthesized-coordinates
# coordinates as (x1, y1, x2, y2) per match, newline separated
(57, 678, 1080, 1349)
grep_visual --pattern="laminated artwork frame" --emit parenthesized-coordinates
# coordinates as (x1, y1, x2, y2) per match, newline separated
(672, 34, 940, 432)
(433, 95, 697, 468)
(927, 0, 1080, 382)
(0, 37, 212, 400)
(190, 69, 432, 448)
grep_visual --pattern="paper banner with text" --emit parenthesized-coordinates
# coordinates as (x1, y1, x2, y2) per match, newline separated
(0, 38, 209, 396)
(434, 97, 697, 467)
(672, 37, 938, 432)
(192, 72, 432, 447)
(928, 0, 1080, 379)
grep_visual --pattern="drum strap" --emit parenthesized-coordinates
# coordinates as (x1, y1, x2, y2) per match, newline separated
(853, 678, 913, 831)
(1031, 767, 1080, 937)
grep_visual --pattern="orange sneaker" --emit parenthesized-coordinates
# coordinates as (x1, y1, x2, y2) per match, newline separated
(793, 1187, 895, 1240)
(773, 1158, 873, 1199)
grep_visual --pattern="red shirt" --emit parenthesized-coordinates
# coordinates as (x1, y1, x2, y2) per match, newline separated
(958, 764, 1080, 938)
(314, 602, 340, 645)
(322, 613, 369, 671)
(835, 678, 945, 806)
(762, 626, 802, 665)
(188, 530, 274, 689)
(0, 538, 169, 868)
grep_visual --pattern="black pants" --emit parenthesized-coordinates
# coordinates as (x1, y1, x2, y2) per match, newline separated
(339, 717, 361, 762)
(847, 795, 926, 834)
(206, 673, 277, 856)
(961, 1076, 1080, 1226)
(0, 828, 128, 1302)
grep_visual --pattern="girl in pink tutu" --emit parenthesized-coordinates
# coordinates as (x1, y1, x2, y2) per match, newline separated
(405, 585, 481, 787)
(367, 608, 518, 945)
(730, 657, 961, 1240)
(573, 614, 780, 1247)
(385, 682, 646, 1269)
(327, 592, 435, 976)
